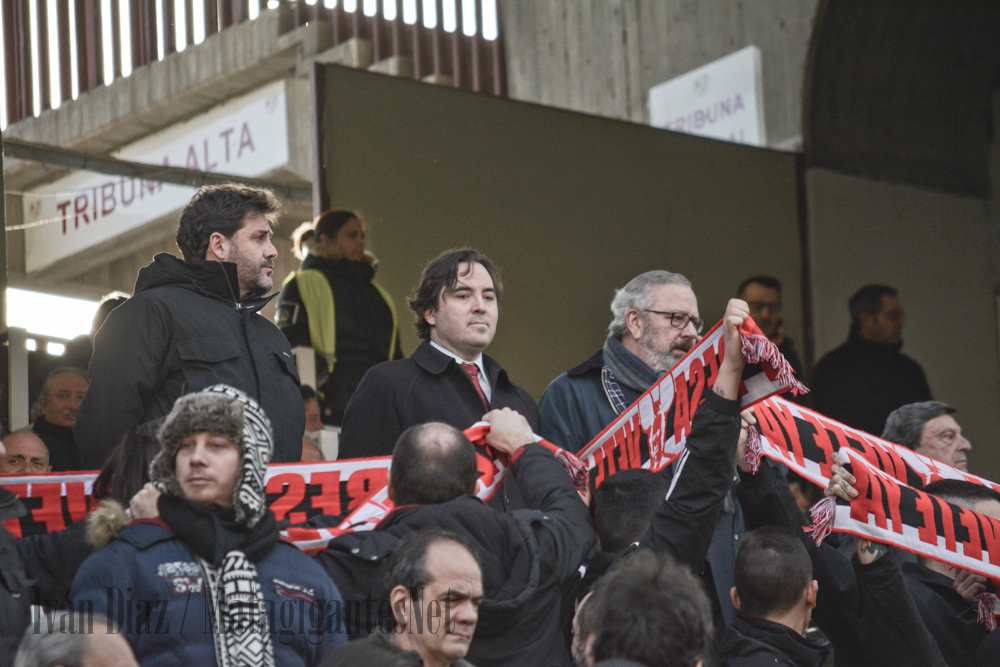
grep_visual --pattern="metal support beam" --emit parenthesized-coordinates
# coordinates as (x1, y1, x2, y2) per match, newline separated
(2, 138, 312, 204)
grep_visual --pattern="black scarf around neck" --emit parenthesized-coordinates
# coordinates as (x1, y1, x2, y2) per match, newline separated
(158, 494, 279, 566)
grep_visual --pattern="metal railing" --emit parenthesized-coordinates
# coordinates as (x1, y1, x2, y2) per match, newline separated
(2, 0, 506, 128)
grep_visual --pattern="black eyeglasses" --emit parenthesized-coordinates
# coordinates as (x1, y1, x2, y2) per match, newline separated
(641, 310, 705, 334)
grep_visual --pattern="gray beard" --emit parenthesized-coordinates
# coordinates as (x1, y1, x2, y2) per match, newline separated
(641, 335, 678, 373)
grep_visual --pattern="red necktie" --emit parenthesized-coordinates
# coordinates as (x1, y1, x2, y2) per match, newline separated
(460, 363, 490, 410)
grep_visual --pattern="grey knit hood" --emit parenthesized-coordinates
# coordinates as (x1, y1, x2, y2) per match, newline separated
(149, 384, 273, 526)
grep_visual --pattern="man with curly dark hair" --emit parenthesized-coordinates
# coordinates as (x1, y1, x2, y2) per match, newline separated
(74, 184, 305, 467)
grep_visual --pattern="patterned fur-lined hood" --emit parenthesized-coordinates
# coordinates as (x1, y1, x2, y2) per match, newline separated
(148, 385, 274, 527)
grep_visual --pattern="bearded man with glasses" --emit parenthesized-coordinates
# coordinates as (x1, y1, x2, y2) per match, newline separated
(539, 270, 748, 628)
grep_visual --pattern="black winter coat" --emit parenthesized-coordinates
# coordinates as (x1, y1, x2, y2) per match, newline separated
(74, 254, 304, 467)
(339, 341, 539, 511)
(812, 332, 932, 435)
(718, 612, 829, 667)
(315, 444, 595, 667)
(340, 341, 539, 458)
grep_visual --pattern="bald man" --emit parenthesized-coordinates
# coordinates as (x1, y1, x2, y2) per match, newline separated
(0, 432, 50, 474)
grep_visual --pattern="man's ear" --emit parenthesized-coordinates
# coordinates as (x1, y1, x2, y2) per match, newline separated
(389, 585, 410, 629)
(206, 232, 230, 261)
(423, 307, 437, 328)
(730, 586, 742, 611)
(805, 580, 818, 609)
(624, 308, 644, 343)
(387, 473, 395, 502)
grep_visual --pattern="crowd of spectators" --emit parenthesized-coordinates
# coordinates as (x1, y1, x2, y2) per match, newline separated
(0, 184, 990, 667)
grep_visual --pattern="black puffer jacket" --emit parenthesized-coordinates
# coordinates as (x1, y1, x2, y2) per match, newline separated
(315, 444, 595, 667)
(74, 254, 303, 467)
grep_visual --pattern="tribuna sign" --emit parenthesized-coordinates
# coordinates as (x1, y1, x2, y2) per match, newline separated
(23, 80, 289, 273)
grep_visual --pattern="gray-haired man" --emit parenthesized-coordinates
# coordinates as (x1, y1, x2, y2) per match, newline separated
(538, 270, 745, 627)
(539, 270, 703, 453)
(882, 401, 972, 471)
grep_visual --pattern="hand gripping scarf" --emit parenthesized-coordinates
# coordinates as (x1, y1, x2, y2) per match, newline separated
(150, 384, 277, 667)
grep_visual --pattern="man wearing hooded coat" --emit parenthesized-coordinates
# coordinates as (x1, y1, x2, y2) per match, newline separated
(70, 386, 346, 666)
(74, 185, 304, 468)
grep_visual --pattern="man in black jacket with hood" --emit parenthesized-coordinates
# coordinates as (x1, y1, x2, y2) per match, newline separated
(74, 185, 304, 467)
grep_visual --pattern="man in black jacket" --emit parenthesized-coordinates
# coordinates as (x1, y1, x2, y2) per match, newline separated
(718, 526, 829, 667)
(31, 367, 88, 471)
(739, 457, 989, 667)
(317, 408, 595, 667)
(74, 185, 304, 467)
(338, 249, 538, 508)
(812, 285, 932, 435)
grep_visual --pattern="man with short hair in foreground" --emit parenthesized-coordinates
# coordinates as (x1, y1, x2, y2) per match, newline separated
(718, 526, 829, 667)
(321, 529, 481, 667)
(0, 431, 50, 474)
(318, 409, 594, 667)
(572, 550, 714, 667)
(882, 401, 972, 471)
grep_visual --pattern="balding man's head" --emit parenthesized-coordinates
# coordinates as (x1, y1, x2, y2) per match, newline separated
(1, 431, 50, 473)
(389, 422, 478, 506)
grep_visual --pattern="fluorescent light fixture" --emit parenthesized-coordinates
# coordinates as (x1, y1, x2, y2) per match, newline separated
(47, 342, 66, 356)
(7, 288, 99, 341)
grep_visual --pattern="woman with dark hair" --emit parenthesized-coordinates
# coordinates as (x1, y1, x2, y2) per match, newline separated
(275, 210, 402, 428)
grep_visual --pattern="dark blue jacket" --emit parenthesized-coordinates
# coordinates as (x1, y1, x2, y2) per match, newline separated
(70, 521, 346, 666)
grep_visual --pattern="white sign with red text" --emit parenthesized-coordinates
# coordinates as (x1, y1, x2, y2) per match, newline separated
(648, 46, 765, 147)
(23, 80, 289, 273)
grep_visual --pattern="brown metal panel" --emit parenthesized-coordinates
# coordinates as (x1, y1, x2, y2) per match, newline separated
(233, 0, 248, 24)
(129, 0, 142, 68)
(86, 0, 104, 88)
(431, 0, 443, 76)
(390, 0, 401, 57)
(184, 0, 194, 46)
(73, 0, 88, 91)
(36, 0, 51, 110)
(451, 0, 462, 88)
(371, 0, 384, 62)
(351, 2, 362, 39)
(3, 1, 22, 122)
(109, 0, 122, 77)
(492, 8, 505, 97)
(56, 0, 72, 102)
(470, 0, 482, 92)
(204, 0, 219, 37)
(219, 0, 233, 29)
(162, 0, 176, 54)
(142, 0, 157, 64)
(331, 1, 344, 44)
(412, 0, 425, 78)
